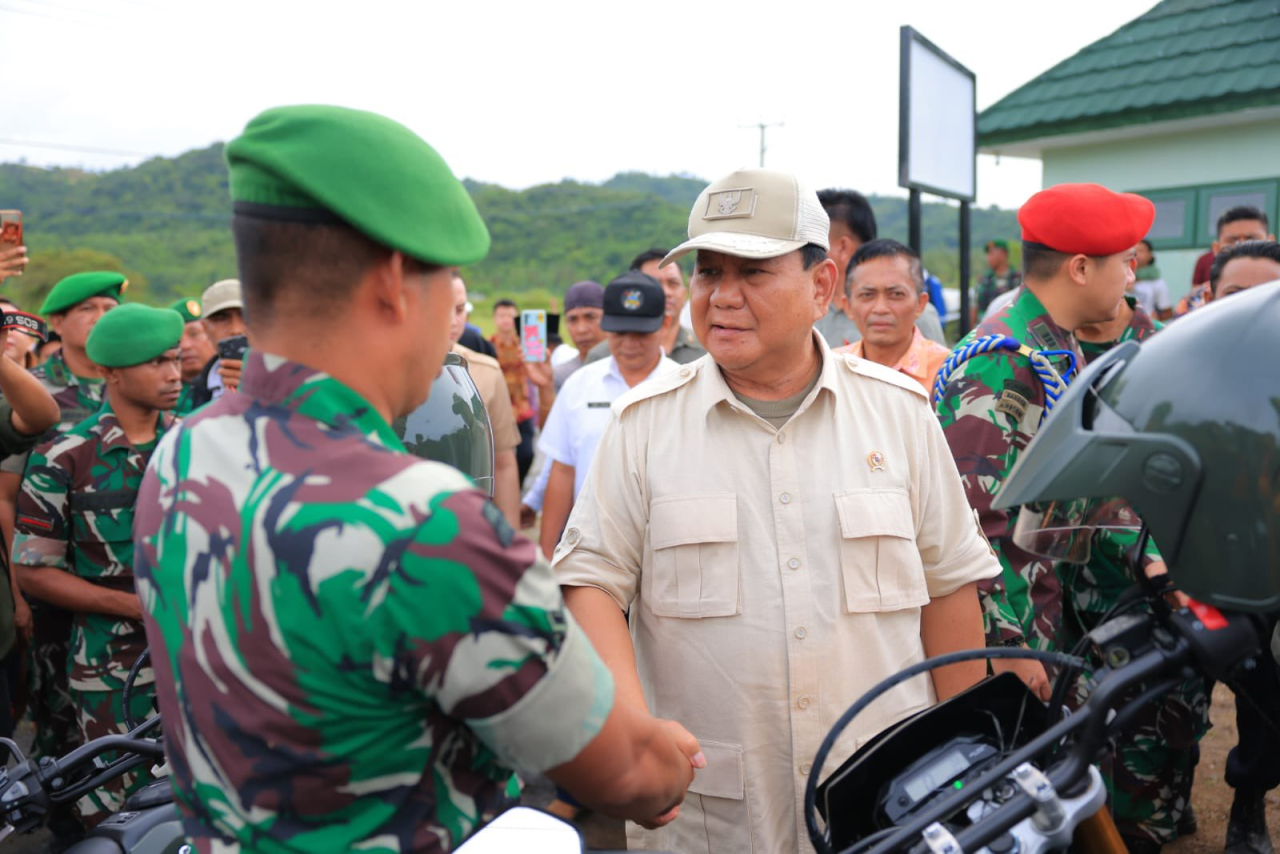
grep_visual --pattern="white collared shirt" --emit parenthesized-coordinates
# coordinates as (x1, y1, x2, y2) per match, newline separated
(538, 354, 677, 499)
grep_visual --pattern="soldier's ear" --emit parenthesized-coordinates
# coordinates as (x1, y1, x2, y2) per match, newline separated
(1066, 254, 1090, 286)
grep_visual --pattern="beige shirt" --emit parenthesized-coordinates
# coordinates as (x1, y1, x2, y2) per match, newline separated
(454, 343, 520, 454)
(554, 334, 999, 854)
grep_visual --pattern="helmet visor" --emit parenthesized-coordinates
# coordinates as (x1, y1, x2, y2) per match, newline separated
(1011, 496, 1143, 564)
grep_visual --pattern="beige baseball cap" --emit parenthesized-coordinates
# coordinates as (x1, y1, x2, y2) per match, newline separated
(201, 278, 243, 317)
(661, 168, 830, 267)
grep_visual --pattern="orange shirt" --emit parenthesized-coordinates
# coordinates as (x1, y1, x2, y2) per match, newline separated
(837, 326, 951, 393)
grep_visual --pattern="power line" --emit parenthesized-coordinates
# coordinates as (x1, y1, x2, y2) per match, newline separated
(0, 138, 153, 158)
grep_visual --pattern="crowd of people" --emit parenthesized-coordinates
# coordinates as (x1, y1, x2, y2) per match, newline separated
(0, 102, 1275, 854)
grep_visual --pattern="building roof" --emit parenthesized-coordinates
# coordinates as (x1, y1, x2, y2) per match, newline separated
(979, 0, 1280, 150)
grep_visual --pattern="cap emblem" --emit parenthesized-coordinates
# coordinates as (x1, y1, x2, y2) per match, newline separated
(705, 187, 756, 220)
(622, 289, 643, 311)
(186, 300, 202, 318)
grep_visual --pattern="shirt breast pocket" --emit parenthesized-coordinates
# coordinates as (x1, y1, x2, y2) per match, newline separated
(834, 488, 928, 613)
(646, 493, 739, 618)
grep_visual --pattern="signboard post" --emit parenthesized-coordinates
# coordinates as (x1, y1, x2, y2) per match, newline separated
(899, 25, 977, 336)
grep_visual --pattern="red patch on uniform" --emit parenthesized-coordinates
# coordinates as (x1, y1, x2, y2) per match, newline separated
(17, 516, 52, 532)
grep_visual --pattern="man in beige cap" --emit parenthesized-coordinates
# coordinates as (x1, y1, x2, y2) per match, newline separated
(555, 168, 1000, 853)
(190, 278, 249, 407)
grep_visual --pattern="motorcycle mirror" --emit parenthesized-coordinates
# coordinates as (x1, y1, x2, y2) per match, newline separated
(455, 806, 584, 853)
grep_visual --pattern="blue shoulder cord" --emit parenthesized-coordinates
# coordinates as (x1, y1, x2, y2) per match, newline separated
(931, 335, 1078, 427)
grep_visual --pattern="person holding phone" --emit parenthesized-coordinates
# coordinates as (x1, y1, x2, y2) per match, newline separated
(185, 279, 249, 410)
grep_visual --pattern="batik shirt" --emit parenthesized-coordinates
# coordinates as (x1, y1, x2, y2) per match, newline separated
(12, 401, 170, 690)
(133, 351, 613, 854)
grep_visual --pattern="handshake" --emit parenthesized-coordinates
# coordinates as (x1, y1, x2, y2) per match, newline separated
(546, 705, 705, 831)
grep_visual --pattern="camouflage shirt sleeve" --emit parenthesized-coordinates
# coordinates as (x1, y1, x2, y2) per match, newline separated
(12, 440, 71, 569)
(387, 487, 614, 776)
(935, 349, 1049, 645)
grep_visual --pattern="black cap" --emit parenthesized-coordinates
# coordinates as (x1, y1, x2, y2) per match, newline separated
(601, 272, 665, 333)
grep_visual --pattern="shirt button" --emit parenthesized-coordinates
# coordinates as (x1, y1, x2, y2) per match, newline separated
(776, 432, 786, 444)
(780, 492, 792, 505)
(797, 696, 811, 710)
(787, 558, 800, 570)
(564, 528, 581, 546)
(795, 627, 807, 639)
(679, 368, 692, 378)
(801, 763, 813, 775)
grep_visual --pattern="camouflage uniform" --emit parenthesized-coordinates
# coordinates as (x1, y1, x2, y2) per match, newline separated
(133, 352, 614, 853)
(12, 400, 167, 824)
(10, 351, 105, 763)
(976, 268, 1024, 316)
(173, 381, 199, 417)
(1067, 295, 1210, 846)
(935, 286, 1082, 650)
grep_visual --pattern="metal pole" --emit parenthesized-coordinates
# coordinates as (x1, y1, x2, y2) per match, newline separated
(908, 189, 922, 254)
(740, 121, 783, 168)
(959, 200, 972, 338)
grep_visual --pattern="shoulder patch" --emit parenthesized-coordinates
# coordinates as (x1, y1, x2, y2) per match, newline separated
(995, 379, 1032, 422)
(612, 360, 701, 416)
(845, 355, 928, 399)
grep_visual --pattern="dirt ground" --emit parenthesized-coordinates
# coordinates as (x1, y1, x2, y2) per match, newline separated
(524, 683, 1280, 852)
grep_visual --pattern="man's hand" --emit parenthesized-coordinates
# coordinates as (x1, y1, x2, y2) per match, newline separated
(520, 503, 537, 530)
(635, 719, 705, 829)
(992, 654, 1052, 702)
(13, 595, 31, 643)
(526, 360, 554, 390)
(218, 358, 243, 393)
(0, 246, 27, 283)
(1144, 560, 1190, 609)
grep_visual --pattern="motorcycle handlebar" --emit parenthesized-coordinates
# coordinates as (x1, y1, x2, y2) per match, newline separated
(861, 643, 1183, 854)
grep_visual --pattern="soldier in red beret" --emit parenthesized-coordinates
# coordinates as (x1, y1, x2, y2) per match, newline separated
(933, 184, 1205, 850)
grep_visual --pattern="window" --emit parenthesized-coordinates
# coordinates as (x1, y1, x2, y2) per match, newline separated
(1133, 179, 1278, 249)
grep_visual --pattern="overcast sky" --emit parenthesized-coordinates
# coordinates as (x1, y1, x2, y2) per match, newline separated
(1, 0, 1157, 210)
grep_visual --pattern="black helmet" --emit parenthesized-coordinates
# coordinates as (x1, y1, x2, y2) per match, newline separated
(393, 351, 495, 495)
(995, 281, 1280, 613)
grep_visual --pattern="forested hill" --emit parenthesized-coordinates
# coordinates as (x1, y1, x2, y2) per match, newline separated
(0, 144, 1019, 308)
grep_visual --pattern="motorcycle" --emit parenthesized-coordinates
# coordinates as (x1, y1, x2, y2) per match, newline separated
(804, 544, 1265, 854)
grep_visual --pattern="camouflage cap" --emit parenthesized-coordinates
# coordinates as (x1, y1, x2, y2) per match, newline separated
(170, 298, 203, 324)
(226, 104, 491, 267)
(86, 303, 182, 368)
(41, 271, 127, 316)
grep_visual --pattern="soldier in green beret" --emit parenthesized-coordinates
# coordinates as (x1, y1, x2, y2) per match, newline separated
(0, 270, 123, 839)
(169, 298, 213, 416)
(133, 104, 699, 853)
(12, 304, 183, 827)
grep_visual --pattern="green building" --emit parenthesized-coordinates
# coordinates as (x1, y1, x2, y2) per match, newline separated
(979, 0, 1280, 300)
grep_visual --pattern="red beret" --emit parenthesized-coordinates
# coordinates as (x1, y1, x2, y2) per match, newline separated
(1018, 183, 1155, 256)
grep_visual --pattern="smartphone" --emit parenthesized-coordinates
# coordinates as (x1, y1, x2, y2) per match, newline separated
(521, 310, 547, 363)
(0, 211, 21, 248)
(217, 334, 249, 362)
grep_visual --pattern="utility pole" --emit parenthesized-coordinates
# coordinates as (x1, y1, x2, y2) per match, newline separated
(740, 120, 784, 167)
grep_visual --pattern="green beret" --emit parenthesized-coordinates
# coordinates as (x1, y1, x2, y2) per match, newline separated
(226, 104, 490, 267)
(169, 298, 203, 323)
(86, 304, 183, 368)
(41, 271, 127, 316)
